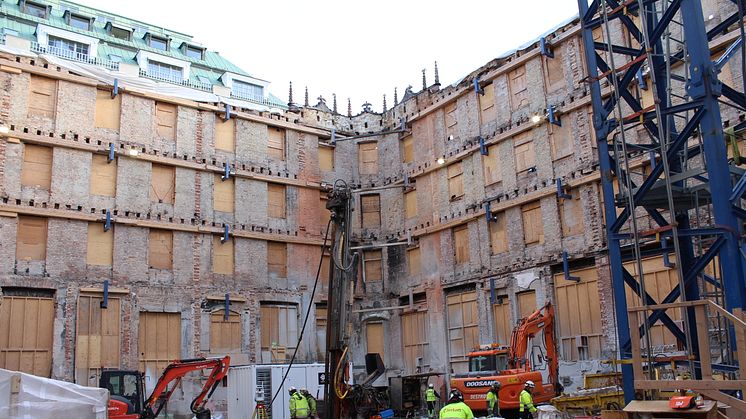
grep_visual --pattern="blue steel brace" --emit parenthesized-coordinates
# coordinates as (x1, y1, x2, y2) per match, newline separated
(485, 201, 496, 223)
(556, 179, 572, 199)
(224, 103, 231, 121)
(111, 79, 118, 98)
(479, 136, 488, 155)
(108, 143, 115, 162)
(540, 37, 554, 58)
(331, 128, 336, 145)
(562, 251, 579, 282)
(473, 77, 484, 95)
(490, 277, 496, 304)
(636, 68, 648, 90)
(104, 210, 112, 232)
(224, 294, 230, 321)
(548, 105, 561, 126)
(100, 280, 109, 309)
(221, 225, 230, 243)
(222, 163, 231, 180)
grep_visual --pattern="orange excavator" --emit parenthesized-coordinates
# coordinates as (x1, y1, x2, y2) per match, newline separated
(451, 302, 560, 412)
(103, 356, 230, 419)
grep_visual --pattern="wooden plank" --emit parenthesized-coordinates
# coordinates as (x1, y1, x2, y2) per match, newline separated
(94, 89, 121, 130)
(267, 241, 287, 277)
(735, 308, 746, 384)
(628, 311, 644, 380)
(86, 222, 113, 266)
(489, 212, 507, 254)
(155, 102, 177, 140)
(363, 249, 382, 282)
(358, 142, 378, 174)
(707, 301, 746, 329)
(635, 380, 746, 390)
(407, 247, 420, 275)
(16, 216, 48, 261)
(213, 176, 235, 213)
(696, 304, 713, 379)
(366, 322, 385, 362)
(268, 127, 286, 160)
(150, 164, 175, 204)
(21, 144, 52, 189)
(212, 236, 234, 274)
(361, 194, 381, 228)
(453, 225, 469, 264)
(479, 82, 496, 122)
(214, 118, 235, 152)
(483, 144, 502, 185)
(319, 146, 334, 171)
(521, 201, 543, 244)
(28, 75, 57, 118)
(148, 229, 173, 270)
(267, 184, 286, 219)
(90, 154, 117, 197)
(401, 136, 414, 163)
(517, 291, 536, 320)
(405, 190, 417, 218)
(627, 300, 708, 312)
(699, 390, 746, 417)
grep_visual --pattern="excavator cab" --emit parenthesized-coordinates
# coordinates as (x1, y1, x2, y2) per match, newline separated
(100, 370, 145, 415)
(468, 352, 509, 373)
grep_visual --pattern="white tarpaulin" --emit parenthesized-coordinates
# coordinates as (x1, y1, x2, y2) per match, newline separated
(0, 368, 108, 419)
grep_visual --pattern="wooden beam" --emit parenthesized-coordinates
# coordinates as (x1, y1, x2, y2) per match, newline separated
(700, 389, 746, 416)
(735, 308, 746, 390)
(627, 300, 708, 312)
(707, 301, 746, 330)
(629, 311, 644, 380)
(695, 304, 712, 379)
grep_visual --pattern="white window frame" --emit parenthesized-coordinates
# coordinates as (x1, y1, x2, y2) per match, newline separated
(36, 24, 99, 58)
(136, 51, 190, 81)
(220, 72, 269, 99)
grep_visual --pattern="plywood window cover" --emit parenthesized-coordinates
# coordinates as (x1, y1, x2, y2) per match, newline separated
(155, 102, 177, 140)
(358, 141, 379, 174)
(214, 176, 235, 213)
(90, 153, 117, 197)
(489, 212, 508, 254)
(453, 225, 470, 264)
(319, 145, 335, 171)
(522, 201, 543, 244)
(361, 194, 381, 228)
(87, 223, 113, 266)
(0, 296, 55, 377)
(483, 144, 502, 186)
(28, 75, 57, 118)
(363, 249, 383, 282)
(212, 236, 234, 274)
(268, 127, 286, 160)
(16, 216, 48, 261)
(21, 144, 53, 190)
(94, 89, 121, 130)
(405, 189, 417, 219)
(268, 241, 287, 277)
(148, 229, 173, 270)
(267, 183, 286, 219)
(150, 164, 175, 204)
(215, 118, 236, 152)
(448, 162, 464, 200)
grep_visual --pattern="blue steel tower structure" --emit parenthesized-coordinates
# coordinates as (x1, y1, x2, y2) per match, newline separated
(577, 0, 746, 402)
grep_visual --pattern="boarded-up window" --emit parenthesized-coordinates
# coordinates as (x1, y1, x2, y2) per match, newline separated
(358, 142, 378, 174)
(94, 89, 121, 130)
(405, 190, 417, 219)
(21, 144, 52, 190)
(28, 75, 57, 118)
(560, 189, 584, 236)
(522, 201, 543, 244)
(401, 136, 414, 163)
(319, 145, 334, 171)
(150, 164, 175, 204)
(87, 223, 113, 266)
(139, 312, 180, 393)
(489, 212, 508, 254)
(492, 296, 511, 345)
(267, 183, 286, 219)
(453, 225, 470, 264)
(215, 118, 235, 152)
(90, 154, 116, 197)
(260, 304, 298, 363)
(363, 249, 382, 282)
(366, 322, 385, 362)
(624, 256, 683, 348)
(479, 83, 496, 122)
(315, 305, 327, 361)
(361, 194, 381, 228)
(447, 162, 464, 200)
(268, 241, 287, 277)
(545, 50, 564, 89)
(554, 267, 603, 360)
(148, 229, 172, 270)
(408, 247, 421, 275)
(551, 119, 573, 160)
(155, 102, 177, 140)
(517, 290, 537, 320)
(446, 290, 478, 373)
(268, 127, 286, 160)
(210, 310, 241, 353)
(214, 176, 235, 213)
(402, 310, 429, 373)
(445, 102, 458, 137)
(483, 144, 502, 185)
(509, 66, 528, 110)
(75, 294, 121, 385)
(16, 216, 47, 261)
(0, 295, 54, 377)
(514, 135, 536, 174)
(212, 236, 234, 274)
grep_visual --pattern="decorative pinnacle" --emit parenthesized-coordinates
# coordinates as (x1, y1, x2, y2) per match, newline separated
(434, 61, 440, 86)
(422, 68, 427, 90)
(333, 93, 338, 114)
(288, 81, 294, 106)
(347, 98, 352, 117)
(383, 94, 387, 113)
(304, 86, 309, 107)
(394, 87, 398, 105)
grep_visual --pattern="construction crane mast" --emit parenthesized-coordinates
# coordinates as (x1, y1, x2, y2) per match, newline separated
(578, 0, 746, 411)
(323, 181, 357, 419)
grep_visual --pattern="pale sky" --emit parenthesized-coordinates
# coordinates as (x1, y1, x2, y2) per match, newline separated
(75, 0, 580, 113)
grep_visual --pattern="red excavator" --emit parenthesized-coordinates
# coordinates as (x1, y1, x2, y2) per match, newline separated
(451, 303, 559, 412)
(103, 356, 230, 419)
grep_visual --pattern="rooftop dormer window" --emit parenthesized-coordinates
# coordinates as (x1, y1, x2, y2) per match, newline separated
(147, 34, 169, 51)
(232, 80, 263, 100)
(105, 22, 132, 41)
(64, 11, 93, 31)
(22, 0, 49, 19)
(185, 45, 204, 60)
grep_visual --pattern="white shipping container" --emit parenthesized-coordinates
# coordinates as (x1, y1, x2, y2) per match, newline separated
(227, 363, 326, 419)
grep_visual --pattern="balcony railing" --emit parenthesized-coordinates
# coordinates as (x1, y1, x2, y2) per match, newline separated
(139, 69, 212, 92)
(31, 41, 120, 71)
(230, 91, 287, 109)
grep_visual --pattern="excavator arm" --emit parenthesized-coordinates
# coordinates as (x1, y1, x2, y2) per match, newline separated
(508, 303, 558, 388)
(142, 356, 231, 419)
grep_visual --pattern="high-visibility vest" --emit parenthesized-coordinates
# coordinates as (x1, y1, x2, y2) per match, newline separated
(289, 392, 310, 418)
(438, 401, 475, 419)
(519, 390, 537, 413)
(486, 390, 498, 409)
(426, 388, 438, 402)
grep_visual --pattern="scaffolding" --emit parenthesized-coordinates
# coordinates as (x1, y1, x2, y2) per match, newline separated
(577, 0, 746, 412)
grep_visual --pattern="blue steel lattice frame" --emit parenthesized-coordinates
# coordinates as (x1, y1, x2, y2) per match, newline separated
(577, 0, 746, 401)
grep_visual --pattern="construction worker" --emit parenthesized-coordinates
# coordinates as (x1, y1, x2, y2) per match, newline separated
(425, 382, 441, 419)
(439, 389, 474, 419)
(300, 388, 317, 418)
(486, 382, 501, 417)
(519, 381, 537, 419)
(288, 386, 310, 419)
